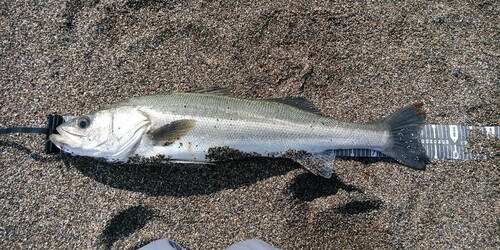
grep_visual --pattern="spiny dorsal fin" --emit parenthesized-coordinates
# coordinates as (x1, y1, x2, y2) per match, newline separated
(185, 86, 230, 96)
(266, 97, 323, 115)
(147, 119, 197, 146)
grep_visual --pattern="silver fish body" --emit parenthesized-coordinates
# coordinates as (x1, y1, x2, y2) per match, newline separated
(50, 90, 428, 178)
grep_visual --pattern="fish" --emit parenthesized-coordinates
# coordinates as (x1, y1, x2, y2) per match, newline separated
(49, 88, 429, 178)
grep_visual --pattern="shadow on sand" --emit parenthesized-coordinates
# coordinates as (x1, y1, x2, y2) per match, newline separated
(64, 155, 300, 197)
(99, 205, 156, 249)
(63, 154, 394, 198)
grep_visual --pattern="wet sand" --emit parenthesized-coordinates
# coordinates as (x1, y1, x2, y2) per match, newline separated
(1, 1, 498, 249)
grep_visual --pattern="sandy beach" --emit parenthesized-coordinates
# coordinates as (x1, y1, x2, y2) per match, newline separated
(1, 1, 498, 249)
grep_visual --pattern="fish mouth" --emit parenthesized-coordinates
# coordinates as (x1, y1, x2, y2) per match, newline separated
(49, 127, 83, 151)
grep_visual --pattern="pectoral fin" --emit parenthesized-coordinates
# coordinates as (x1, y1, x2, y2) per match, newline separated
(282, 150, 336, 178)
(148, 119, 196, 146)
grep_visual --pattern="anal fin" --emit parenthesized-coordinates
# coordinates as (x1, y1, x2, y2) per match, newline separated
(282, 150, 336, 178)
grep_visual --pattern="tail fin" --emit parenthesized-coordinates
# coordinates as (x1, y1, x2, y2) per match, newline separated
(381, 103, 429, 170)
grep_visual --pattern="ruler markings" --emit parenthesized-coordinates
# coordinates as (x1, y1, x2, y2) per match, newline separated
(335, 124, 498, 160)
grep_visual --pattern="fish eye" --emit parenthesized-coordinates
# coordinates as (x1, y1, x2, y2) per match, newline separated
(77, 116, 91, 129)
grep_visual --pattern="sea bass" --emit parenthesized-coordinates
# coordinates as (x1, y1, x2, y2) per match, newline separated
(49, 89, 429, 178)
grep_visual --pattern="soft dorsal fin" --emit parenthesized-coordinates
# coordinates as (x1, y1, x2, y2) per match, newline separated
(266, 97, 323, 115)
(185, 86, 230, 96)
(147, 119, 197, 146)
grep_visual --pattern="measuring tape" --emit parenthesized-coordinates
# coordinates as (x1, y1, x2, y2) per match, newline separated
(334, 124, 499, 160)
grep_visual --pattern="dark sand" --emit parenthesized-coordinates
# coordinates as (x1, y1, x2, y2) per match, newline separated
(1, 1, 498, 249)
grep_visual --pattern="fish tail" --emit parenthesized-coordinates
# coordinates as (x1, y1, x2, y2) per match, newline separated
(380, 103, 429, 169)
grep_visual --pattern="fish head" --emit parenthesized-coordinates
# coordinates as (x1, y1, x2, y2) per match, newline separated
(49, 107, 150, 161)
